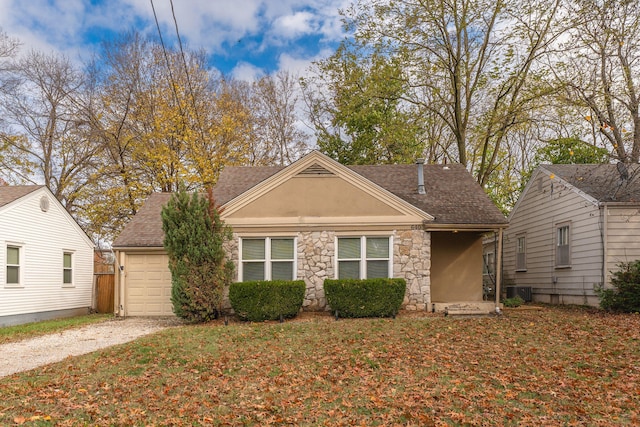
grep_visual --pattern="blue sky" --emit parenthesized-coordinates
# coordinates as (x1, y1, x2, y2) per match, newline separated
(0, 0, 350, 80)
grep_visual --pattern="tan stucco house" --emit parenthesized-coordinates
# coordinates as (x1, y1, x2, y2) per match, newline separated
(503, 163, 640, 306)
(112, 151, 507, 317)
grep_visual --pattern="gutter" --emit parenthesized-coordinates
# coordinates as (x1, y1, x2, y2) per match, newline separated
(422, 222, 508, 232)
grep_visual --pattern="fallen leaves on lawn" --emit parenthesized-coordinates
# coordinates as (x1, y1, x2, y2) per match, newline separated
(0, 306, 639, 426)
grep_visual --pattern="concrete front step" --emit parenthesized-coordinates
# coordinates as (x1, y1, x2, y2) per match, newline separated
(432, 302, 501, 317)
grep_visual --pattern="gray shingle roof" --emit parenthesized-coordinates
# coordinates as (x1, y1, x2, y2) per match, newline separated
(348, 164, 507, 226)
(543, 164, 640, 203)
(0, 185, 43, 208)
(113, 162, 506, 248)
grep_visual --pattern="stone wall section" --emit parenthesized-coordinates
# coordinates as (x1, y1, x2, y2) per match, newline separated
(297, 231, 335, 310)
(227, 230, 431, 312)
(393, 230, 431, 310)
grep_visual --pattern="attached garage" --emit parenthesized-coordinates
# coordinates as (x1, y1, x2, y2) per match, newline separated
(123, 252, 174, 316)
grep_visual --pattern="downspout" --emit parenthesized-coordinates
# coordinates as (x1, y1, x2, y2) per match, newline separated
(602, 203, 608, 288)
(117, 250, 126, 317)
(495, 227, 504, 312)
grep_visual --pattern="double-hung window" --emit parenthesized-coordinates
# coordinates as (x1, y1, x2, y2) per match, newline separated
(556, 224, 571, 267)
(515, 235, 526, 271)
(63, 252, 73, 285)
(336, 236, 391, 279)
(6, 245, 20, 285)
(240, 237, 295, 281)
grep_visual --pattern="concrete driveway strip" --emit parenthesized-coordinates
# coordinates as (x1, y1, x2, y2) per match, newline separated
(0, 318, 176, 378)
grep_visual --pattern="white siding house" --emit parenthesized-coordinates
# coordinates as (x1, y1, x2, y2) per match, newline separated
(503, 164, 640, 306)
(0, 186, 95, 326)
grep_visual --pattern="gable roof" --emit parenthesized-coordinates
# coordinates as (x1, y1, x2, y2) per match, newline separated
(0, 185, 43, 209)
(113, 153, 506, 248)
(542, 164, 640, 203)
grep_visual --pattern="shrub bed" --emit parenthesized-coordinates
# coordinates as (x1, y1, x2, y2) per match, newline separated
(324, 278, 406, 318)
(229, 280, 306, 321)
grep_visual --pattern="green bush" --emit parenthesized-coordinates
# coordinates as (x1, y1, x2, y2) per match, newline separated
(324, 278, 406, 318)
(162, 190, 234, 323)
(597, 260, 640, 313)
(229, 280, 306, 321)
(502, 295, 524, 308)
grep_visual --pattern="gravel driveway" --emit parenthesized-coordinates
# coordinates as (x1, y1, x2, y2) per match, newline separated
(0, 317, 180, 378)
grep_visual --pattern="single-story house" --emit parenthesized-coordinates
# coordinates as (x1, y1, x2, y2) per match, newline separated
(112, 151, 508, 317)
(502, 163, 640, 306)
(0, 186, 95, 326)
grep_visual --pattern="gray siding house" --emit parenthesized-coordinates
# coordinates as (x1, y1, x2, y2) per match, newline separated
(503, 164, 640, 306)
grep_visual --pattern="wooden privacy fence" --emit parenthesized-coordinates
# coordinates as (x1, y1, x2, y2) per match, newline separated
(95, 273, 115, 314)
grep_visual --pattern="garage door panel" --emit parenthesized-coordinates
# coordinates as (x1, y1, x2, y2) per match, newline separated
(125, 254, 174, 316)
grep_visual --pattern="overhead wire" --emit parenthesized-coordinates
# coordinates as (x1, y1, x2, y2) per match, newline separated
(168, 0, 208, 149)
(149, 0, 186, 123)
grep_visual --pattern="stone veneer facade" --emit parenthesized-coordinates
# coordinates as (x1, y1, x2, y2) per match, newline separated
(226, 230, 431, 311)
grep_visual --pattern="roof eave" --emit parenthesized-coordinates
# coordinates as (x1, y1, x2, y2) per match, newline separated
(423, 222, 508, 231)
(112, 245, 165, 251)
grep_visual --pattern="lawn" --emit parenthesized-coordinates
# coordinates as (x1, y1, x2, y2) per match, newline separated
(0, 306, 638, 426)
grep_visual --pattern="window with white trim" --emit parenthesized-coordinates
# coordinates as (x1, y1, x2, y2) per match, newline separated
(6, 245, 20, 285)
(515, 235, 526, 271)
(556, 224, 571, 267)
(240, 237, 296, 281)
(336, 236, 391, 279)
(63, 252, 73, 285)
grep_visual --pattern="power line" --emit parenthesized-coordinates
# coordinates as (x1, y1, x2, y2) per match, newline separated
(169, 0, 207, 146)
(149, 0, 185, 122)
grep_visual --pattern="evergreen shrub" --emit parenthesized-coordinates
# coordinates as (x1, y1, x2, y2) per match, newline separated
(229, 280, 306, 321)
(324, 278, 406, 318)
(597, 260, 640, 313)
(162, 190, 234, 323)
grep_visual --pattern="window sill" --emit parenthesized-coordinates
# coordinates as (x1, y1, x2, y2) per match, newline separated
(515, 269, 527, 273)
(555, 265, 571, 269)
(62, 284, 75, 288)
(4, 284, 24, 289)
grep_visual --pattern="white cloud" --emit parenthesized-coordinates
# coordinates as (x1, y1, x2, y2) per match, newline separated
(231, 61, 265, 82)
(272, 11, 316, 40)
(0, 0, 348, 73)
(277, 48, 334, 77)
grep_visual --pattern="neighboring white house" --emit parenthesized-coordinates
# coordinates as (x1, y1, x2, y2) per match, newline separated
(0, 186, 95, 326)
(503, 164, 640, 306)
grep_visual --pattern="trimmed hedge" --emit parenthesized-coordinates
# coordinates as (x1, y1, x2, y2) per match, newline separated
(229, 280, 306, 321)
(324, 278, 406, 318)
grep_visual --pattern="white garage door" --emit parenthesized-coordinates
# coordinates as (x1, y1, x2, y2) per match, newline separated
(125, 253, 174, 316)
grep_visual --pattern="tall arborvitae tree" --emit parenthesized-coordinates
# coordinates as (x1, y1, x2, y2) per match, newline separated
(161, 189, 234, 323)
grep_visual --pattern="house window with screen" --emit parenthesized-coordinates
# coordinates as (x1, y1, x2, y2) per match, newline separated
(515, 235, 526, 271)
(63, 252, 73, 285)
(6, 245, 20, 285)
(337, 236, 391, 279)
(556, 224, 571, 267)
(240, 238, 295, 281)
